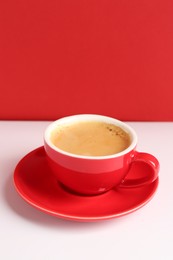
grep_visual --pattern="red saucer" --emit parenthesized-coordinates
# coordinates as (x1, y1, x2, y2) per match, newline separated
(13, 147, 159, 222)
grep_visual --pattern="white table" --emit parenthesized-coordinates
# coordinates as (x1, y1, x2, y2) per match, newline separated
(0, 121, 172, 260)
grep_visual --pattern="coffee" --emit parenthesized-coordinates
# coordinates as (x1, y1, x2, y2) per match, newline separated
(50, 121, 131, 156)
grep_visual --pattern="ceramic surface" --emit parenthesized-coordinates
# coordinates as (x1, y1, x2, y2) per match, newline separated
(14, 147, 159, 221)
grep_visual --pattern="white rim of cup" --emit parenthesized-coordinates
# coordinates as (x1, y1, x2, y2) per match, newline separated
(44, 114, 138, 160)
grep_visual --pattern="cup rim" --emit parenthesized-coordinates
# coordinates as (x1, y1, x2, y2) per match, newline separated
(44, 114, 137, 160)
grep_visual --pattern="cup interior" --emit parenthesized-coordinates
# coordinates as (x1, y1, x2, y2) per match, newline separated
(44, 114, 137, 159)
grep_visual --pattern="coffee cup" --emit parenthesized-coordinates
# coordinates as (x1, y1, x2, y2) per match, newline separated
(44, 114, 159, 196)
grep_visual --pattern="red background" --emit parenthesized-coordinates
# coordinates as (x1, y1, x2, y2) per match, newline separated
(0, 0, 173, 121)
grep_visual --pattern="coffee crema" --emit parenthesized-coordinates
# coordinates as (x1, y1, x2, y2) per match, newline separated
(50, 121, 131, 156)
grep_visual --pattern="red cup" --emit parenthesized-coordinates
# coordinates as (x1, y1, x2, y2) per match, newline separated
(44, 115, 159, 196)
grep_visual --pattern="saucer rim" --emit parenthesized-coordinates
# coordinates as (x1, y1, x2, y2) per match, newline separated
(13, 146, 159, 222)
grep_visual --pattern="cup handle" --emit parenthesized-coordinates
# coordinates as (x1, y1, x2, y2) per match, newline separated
(119, 151, 159, 188)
